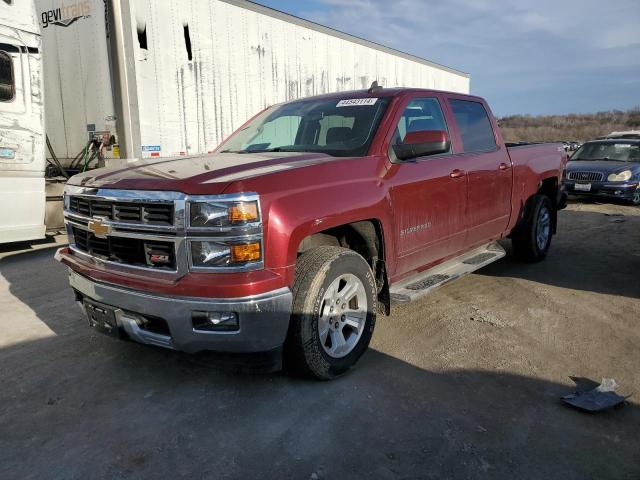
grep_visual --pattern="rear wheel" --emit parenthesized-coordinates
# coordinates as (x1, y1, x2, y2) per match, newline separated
(284, 247, 377, 380)
(512, 195, 553, 262)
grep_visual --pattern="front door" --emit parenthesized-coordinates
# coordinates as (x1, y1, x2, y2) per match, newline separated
(387, 96, 468, 277)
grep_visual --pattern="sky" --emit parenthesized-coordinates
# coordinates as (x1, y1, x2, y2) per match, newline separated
(255, 0, 640, 117)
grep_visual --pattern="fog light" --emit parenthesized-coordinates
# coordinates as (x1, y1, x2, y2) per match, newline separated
(192, 311, 239, 331)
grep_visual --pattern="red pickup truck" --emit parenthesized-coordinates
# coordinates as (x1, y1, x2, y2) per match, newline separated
(56, 87, 567, 379)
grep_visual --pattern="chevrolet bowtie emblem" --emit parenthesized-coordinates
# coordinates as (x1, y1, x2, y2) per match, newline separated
(88, 218, 111, 238)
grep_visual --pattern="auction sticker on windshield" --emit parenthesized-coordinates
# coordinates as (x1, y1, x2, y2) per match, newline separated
(336, 98, 378, 107)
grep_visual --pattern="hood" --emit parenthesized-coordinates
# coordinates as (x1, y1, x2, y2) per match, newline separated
(567, 159, 640, 174)
(68, 151, 339, 193)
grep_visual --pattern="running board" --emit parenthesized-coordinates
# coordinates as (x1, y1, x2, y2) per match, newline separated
(389, 242, 506, 305)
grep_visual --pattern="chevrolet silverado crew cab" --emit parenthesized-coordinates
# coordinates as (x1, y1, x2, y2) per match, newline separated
(56, 87, 567, 379)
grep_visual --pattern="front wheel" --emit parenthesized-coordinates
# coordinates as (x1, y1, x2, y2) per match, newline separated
(511, 195, 554, 262)
(631, 187, 640, 206)
(284, 247, 377, 380)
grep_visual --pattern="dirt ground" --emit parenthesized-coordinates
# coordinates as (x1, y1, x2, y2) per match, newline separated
(1, 200, 638, 480)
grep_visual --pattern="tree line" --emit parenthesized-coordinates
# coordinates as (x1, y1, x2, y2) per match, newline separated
(498, 107, 640, 143)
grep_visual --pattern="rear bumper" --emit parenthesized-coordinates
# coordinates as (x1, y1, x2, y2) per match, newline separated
(565, 181, 638, 201)
(66, 268, 293, 354)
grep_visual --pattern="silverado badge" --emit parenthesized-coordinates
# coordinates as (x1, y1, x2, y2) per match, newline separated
(88, 218, 111, 238)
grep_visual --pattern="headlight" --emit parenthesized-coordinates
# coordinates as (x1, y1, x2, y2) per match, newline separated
(189, 240, 262, 268)
(189, 200, 259, 227)
(607, 170, 632, 182)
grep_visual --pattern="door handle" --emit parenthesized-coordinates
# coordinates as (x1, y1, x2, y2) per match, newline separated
(499, 163, 511, 171)
(450, 169, 466, 179)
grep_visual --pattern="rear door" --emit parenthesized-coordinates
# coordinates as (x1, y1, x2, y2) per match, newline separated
(445, 97, 512, 247)
(386, 95, 468, 276)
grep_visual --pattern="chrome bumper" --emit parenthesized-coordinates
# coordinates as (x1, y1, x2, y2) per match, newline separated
(68, 269, 293, 353)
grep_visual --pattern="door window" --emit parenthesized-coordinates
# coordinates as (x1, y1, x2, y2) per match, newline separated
(449, 99, 496, 152)
(0, 51, 15, 102)
(393, 97, 449, 145)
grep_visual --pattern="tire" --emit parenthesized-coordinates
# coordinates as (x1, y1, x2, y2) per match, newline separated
(631, 187, 640, 206)
(511, 195, 554, 262)
(284, 247, 377, 380)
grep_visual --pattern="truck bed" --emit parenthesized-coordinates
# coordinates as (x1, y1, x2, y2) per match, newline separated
(506, 142, 567, 232)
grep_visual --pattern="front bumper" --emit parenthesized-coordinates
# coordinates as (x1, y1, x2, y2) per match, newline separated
(564, 181, 638, 200)
(66, 268, 293, 354)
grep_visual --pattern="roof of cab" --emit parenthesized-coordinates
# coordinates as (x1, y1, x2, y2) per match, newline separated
(286, 87, 482, 102)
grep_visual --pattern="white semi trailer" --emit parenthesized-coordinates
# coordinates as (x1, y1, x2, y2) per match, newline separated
(38, 0, 469, 163)
(1, 0, 469, 244)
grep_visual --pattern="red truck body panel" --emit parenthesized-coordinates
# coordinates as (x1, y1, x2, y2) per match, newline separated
(62, 88, 566, 299)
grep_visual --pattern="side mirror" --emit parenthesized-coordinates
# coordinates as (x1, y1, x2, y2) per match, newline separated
(393, 130, 451, 161)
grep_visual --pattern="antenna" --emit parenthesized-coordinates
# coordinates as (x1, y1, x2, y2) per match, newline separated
(368, 81, 382, 94)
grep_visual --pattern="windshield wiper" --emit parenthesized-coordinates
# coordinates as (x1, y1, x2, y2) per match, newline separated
(219, 148, 291, 154)
(242, 147, 288, 153)
(238, 147, 314, 154)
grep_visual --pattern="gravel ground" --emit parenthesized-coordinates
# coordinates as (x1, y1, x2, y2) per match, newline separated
(0, 200, 638, 480)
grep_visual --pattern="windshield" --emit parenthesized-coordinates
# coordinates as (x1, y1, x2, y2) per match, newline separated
(571, 142, 640, 162)
(217, 97, 391, 157)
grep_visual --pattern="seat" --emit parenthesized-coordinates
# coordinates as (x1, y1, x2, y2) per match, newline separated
(326, 127, 352, 144)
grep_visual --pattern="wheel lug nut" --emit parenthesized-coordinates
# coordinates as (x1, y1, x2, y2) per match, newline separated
(342, 304, 346, 309)
(334, 322, 339, 329)
(341, 315, 345, 322)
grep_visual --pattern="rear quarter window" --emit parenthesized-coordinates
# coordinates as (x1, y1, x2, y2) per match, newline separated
(450, 99, 496, 153)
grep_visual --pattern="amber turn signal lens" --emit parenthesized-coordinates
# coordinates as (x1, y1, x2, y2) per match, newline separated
(230, 242, 261, 262)
(228, 202, 259, 223)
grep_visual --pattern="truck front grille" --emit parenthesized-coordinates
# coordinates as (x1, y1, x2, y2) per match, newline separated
(568, 171, 603, 182)
(72, 227, 176, 270)
(69, 197, 174, 226)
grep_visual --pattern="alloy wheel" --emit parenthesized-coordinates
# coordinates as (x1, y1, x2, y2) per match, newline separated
(318, 274, 368, 358)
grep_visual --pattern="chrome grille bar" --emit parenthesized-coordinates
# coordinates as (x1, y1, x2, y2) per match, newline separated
(568, 171, 603, 182)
